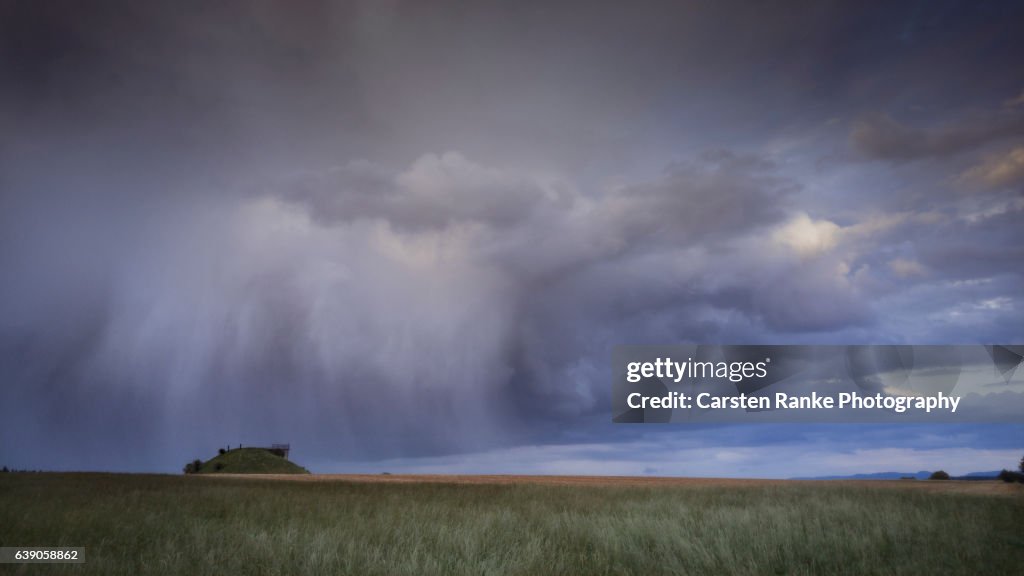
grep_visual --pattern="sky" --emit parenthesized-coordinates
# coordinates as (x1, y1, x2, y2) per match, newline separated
(1, 0, 1022, 477)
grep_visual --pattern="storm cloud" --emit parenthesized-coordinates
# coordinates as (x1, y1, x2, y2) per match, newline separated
(1, 0, 1022, 474)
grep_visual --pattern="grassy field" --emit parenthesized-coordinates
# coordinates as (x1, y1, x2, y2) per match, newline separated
(0, 473, 1021, 575)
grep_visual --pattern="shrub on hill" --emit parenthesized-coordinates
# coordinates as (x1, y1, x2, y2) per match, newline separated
(928, 471, 950, 480)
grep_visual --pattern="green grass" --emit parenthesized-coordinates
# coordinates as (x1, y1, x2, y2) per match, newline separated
(192, 448, 309, 475)
(0, 473, 1021, 575)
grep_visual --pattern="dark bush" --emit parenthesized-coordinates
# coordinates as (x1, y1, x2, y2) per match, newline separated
(929, 470, 950, 480)
(215, 462, 225, 471)
(183, 461, 195, 474)
(1, 466, 8, 473)
(1019, 455, 1023, 474)
(218, 448, 226, 455)
(999, 469, 1024, 483)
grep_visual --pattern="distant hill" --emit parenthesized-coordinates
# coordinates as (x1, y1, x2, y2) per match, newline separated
(194, 448, 309, 475)
(792, 470, 1001, 481)
(961, 471, 1002, 478)
(792, 471, 931, 480)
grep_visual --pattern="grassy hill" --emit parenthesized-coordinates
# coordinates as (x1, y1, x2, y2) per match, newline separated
(195, 448, 309, 474)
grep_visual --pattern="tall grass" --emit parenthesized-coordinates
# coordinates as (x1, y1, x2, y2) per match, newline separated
(0, 473, 1020, 575)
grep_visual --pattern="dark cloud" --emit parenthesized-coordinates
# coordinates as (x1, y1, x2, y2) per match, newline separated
(606, 152, 795, 248)
(850, 111, 1024, 161)
(1, 0, 1023, 474)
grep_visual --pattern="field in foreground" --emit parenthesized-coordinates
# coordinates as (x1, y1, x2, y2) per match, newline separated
(0, 473, 1021, 576)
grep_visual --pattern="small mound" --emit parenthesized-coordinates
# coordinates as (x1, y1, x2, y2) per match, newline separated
(197, 448, 309, 475)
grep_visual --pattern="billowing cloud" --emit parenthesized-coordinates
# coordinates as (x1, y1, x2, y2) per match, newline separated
(772, 213, 841, 257)
(282, 153, 550, 231)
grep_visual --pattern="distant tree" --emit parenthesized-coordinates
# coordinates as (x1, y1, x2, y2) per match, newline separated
(183, 458, 204, 474)
(1019, 455, 1023, 474)
(929, 470, 950, 480)
(1, 466, 8, 473)
(218, 448, 226, 455)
